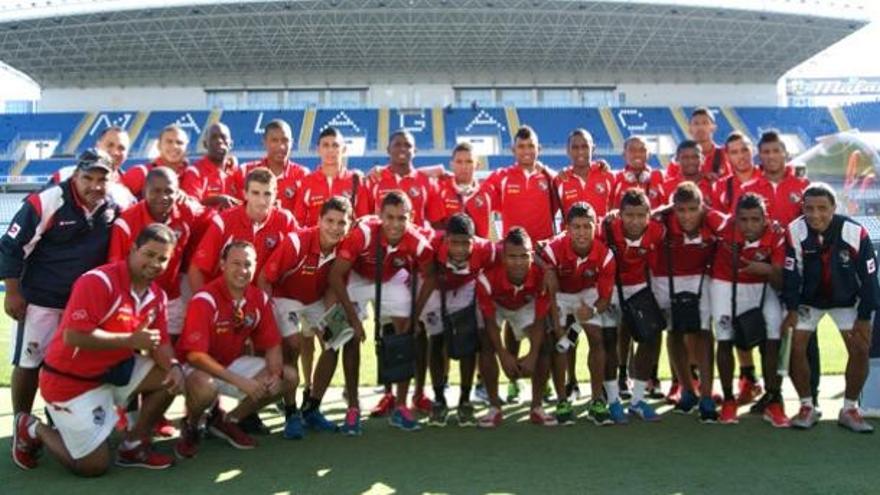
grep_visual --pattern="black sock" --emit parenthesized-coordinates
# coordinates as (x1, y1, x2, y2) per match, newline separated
(650, 365, 659, 382)
(433, 384, 447, 406)
(285, 404, 299, 418)
(722, 386, 735, 402)
(618, 365, 628, 380)
(739, 366, 757, 383)
(302, 396, 321, 414)
(690, 365, 700, 381)
(460, 385, 472, 404)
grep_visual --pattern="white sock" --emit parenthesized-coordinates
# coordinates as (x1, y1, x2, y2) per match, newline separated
(800, 397, 814, 408)
(632, 380, 647, 404)
(120, 438, 141, 451)
(843, 399, 858, 411)
(27, 420, 38, 439)
(604, 381, 620, 404)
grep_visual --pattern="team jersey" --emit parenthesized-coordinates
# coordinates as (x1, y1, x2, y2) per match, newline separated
(435, 175, 492, 238)
(293, 168, 371, 227)
(231, 158, 309, 213)
(666, 144, 730, 178)
(599, 217, 664, 286)
(651, 209, 725, 277)
(711, 168, 762, 214)
(741, 166, 809, 227)
(121, 158, 188, 198)
(554, 163, 615, 219)
(261, 226, 336, 304)
(712, 219, 786, 284)
(539, 232, 615, 297)
(190, 204, 297, 281)
(365, 166, 445, 227)
(180, 156, 236, 205)
(476, 262, 551, 319)
(610, 164, 666, 210)
(336, 215, 434, 282)
(177, 278, 281, 367)
(40, 261, 169, 402)
(432, 235, 497, 291)
(480, 164, 558, 242)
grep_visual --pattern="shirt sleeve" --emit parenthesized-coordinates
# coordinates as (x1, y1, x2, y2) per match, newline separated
(261, 233, 300, 285)
(336, 225, 367, 262)
(190, 217, 224, 276)
(856, 227, 880, 320)
(781, 230, 802, 312)
(252, 293, 282, 352)
(121, 166, 147, 198)
(534, 290, 551, 320)
(0, 195, 42, 279)
(176, 293, 214, 359)
(424, 178, 447, 224)
(61, 273, 114, 333)
(597, 247, 616, 300)
(152, 290, 170, 345)
(180, 167, 205, 200)
(476, 273, 496, 320)
(107, 218, 132, 263)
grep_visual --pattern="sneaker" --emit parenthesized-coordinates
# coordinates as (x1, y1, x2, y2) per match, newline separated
(412, 392, 434, 415)
(370, 393, 395, 417)
(428, 402, 449, 427)
(628, 401, 660, 422)
(174, 421, 201, 459)
(237, 412, 270, 435)
(608, 400, 629, 425)
(838, 407, 874, 433)
(587, 399, 614, 426)
(646, 379, 665, 399)
(566, 382, 582, 402)
(737, 377, 763, 405)
(283, 412, 305, 440)
(749, 393, 773, 415)
(11, 413, 42, 470)
(665, 382, 682, 405)
(389, 407, 422, 431)
(457, 403, 477, 427)
(555, 400, 575, 426)
(340, 407, 362, 436)
(478, 407, 503, 428)
(719, 400, 739, 424)
(790, 405, 820, 430)
(152, 415, 177, 438)
(506, 381, 521, 404)
(763, 402, 791, 428)
(303, 408, 339, 432)
(208, 415, 257, 449)
(473, 383, 489, 404)
(618, 376, 632, 400)
(116, 442, 175, 470)
(674, 390, 699, 415)
(529, 407, 559, 426)
(698, 397, 719, 424)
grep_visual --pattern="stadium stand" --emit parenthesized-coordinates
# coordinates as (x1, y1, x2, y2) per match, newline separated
(517, 108, 613, 151)
(131, 111, 211, 155)
(736, 106, 840, 146)
(388, 109, 435, 151)
(311, 109, 379, 151)
(0, 112, 84, 156)
(843, 102, 880, 131)
(218, 110, 307, 152)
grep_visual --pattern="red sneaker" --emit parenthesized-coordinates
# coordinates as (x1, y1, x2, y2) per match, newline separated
(370, 393, 395, 417)
(529, 407, 559, 427)
(665, 382, 681, 405)
(208, 415, 256, 450)
(412, 392, 433, 415)
(115, 406, 129, 432)
(174, 421, 201, 459)
(12, 413, 42, 470)
(153, 415, 177, 438)
(763, 402, 791, 429)
(116, 441, 174, 469)
(478, 407, 503, 429)
(737, 377, 763, 405)
(719, 400, 739, 424)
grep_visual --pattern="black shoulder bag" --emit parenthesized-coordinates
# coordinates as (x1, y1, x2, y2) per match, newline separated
(605, 220, 666, 344)
(440, 264, 479, 359)
(712, 145, 723, 175)
(374, 237, 416, 384)
(731, 241, 768, 350)
(665, 221, 706, 334)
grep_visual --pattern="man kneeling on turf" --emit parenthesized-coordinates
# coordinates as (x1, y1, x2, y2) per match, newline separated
(175, 240, 298, 457)
(13, 224, 185, 475)
(476, 227, 556, 427)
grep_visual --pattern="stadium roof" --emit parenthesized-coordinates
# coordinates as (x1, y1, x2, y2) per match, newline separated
(0, 0, 870, 89)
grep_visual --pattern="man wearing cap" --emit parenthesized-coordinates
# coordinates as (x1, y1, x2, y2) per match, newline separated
(0, 149, 120, 418)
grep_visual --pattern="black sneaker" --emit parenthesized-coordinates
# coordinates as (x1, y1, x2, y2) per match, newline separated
(238, 412, 270, 435)
(428, 403, 449, 427)
(457, 403, 477, 427)
(646, 379, 665, 400)
(749, 393, 773, 415)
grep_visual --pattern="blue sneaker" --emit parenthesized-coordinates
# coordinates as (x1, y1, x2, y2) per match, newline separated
(608, 400, 629, 425)
(674, 390, 699, 415)
(389, 407, 422, 432)
(340, 407, 362, 436)
(303, 408, 339, 432)
(629, 400, 661, 422)
(283, 412, 305, 440)
(698, 397, 719, 424)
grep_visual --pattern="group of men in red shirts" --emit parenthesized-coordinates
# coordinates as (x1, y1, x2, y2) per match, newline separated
(8, 107, 878, 478)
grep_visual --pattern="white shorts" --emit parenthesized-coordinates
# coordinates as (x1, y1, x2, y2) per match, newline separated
(605, 283, 649, 328)
(795, 305, 859, 332)
(420, 280, 481, 337)
(652, 275, 711, 331)
(710, 280, 783, 341)
(184, 355, 266, 400)
(556, 289, 603, 328)
(495, 301, 538, 342)
(347, 269, 413, 321)
(45, 355, 154, 460)
(167, 297, 185, 336)
(273, 297, 324, 338)
(11, 304, 64, 369)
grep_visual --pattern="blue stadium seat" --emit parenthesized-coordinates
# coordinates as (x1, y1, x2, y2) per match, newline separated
(0, 112, 84, 156)
(517, 108, 612, 151)
(683, 106, 736, 142)
(613, 107, 685, 141)
(388, 109, 434, 151)
(21, 158, 72, 176)
(131, 111, 210, 156)
(75, 111, 138, 155)
(311, 109, 379, 152)
(443, 107, 510, 150)
(842, 102, 880, 132)
(736, 107, 839, 145)
(219, 110, 306, 153)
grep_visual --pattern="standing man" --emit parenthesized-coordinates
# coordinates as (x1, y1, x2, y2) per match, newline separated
(667, 107, 730, 180)
(611, 136, 666, 210)
(434, 142, 492, 238)
(181, 122, 240, 211)
(122, 124, 190, 198)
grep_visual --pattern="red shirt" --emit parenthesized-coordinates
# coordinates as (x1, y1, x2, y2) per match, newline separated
(261, 227, 336, 304)
(667, 144, 730, 178)
(711, 168, 762, 214)
(481, 164, 557, 242)
(476, 262, 551, 320)
(181, 156, 235, 204)
(121, 158, 188, 198)
(611, 165, 666, 210)
(712, 220, 786, 284)
(661, 174, 715, 208)
(336, 215, 434, 282)
(231, 158, 309, 213)
(599, 217, 664, 286)
(190, 204, 297, 281)
(435, 176, 492, 238)
(432, 235, 497, 291)
(651, 209, 725, 277)
(554, 164, 615, 218)
(40, 261, 169, 402)
(366, 166, 445, 227)
(293, 168, 371, 227)
(741, 166, 809, 227)
(539, 233, 615, 298)
(108, 198, 212, 299)
(176, 278, 281, 367)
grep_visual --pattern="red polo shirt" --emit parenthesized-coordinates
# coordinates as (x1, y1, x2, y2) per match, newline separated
(293, 168, 371, 227)
(652, 209, 725, 277)
(476, 262, 551, 319)
(599, 217, 664, 286)
(481, 164, 557, 242)
(336, 215, 434, 282)
(554, 163, 615, 219)
(231, 158, 309, 213)
(539, 232, 615, 297)
(611, 165, 666, 210)
(432, 235, 497, 291)
(711, 167, 762, 214)
(181, 156, 236, 205)
(121, 158, 188, 198)
(435, 175, 492, 238)
(712, 220, 786, 284)
(261, 226, 336, 304)
(667, 144, 730, 178)
(366, 166, 445, 227)
(741, 166, 809, 227)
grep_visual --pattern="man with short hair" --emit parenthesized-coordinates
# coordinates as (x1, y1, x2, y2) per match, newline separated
(181, 122, 240, 211)
(434, 142, 492, 238)
(712, 132, 762, 215)
(782, 183, 880, 433)
(2, 150, 119, 418)
(611, 136, 666, 211)
(12, 224, 185, 474)
(122, 124, 190, 198)
(662, 141, 714, 206)
(667, 107, 730, 180)
(50, 128, 136, 209)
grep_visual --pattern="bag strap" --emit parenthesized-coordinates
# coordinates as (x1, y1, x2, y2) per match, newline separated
(712, 146, 723, 175)
(731, 240, 738, 319)
(374, 228, 384, 341)
(726, 176, 734, 211)
(351, 172, 360, 206)
(410, 257, 418, 333)
(664, 214, 675, 299)
(539, 167, 559, 236)
(605, 219, 628, 308)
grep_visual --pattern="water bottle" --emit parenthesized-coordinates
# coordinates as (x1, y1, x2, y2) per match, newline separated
(556, 321, 585, 353)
